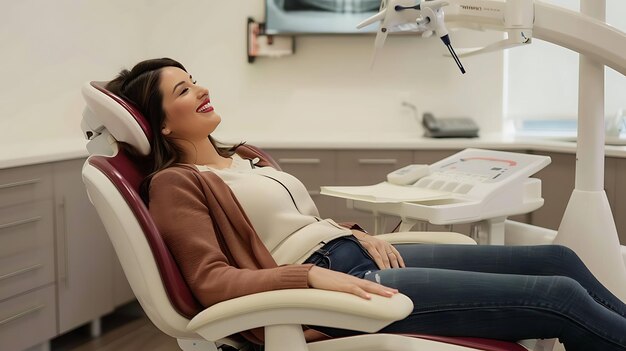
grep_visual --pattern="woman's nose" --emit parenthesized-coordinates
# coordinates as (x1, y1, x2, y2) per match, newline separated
(197, 86, 209, 98)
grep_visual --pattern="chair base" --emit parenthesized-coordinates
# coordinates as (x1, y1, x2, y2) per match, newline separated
(177, 339, 218, 351)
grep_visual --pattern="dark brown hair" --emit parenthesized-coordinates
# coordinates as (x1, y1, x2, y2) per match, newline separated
(105, 58, 243, 199)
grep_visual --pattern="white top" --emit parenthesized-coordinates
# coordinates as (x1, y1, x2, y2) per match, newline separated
(195, 155, 352, 265)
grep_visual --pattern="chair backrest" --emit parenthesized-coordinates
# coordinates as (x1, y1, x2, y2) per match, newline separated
(81, 82, 204, 339)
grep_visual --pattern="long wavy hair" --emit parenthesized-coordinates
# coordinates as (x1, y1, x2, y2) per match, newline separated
(105, 58, 243, 200)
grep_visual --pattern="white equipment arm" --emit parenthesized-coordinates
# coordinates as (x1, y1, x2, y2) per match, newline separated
(361, 0, 626, 76)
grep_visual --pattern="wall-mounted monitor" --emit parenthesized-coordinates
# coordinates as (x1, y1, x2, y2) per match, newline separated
(265, 0, 381, 35)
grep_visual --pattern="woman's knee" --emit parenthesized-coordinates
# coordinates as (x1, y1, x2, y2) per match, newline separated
(536, 244, 581, 263)
(545, 275, 586, 302)
(548, 245, 585, 268)
(552, 244, 578, 258)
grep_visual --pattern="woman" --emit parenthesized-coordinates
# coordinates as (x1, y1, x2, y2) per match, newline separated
(106, 58, 626, 350)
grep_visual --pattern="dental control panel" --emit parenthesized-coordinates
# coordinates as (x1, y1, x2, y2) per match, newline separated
(350, 148, 551, 226)
(414, 149, 550, 197)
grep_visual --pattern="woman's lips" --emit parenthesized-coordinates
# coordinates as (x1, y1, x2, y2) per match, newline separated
(196, 99, 214, 113)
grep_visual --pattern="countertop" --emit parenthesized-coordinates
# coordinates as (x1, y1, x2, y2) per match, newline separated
(3, 133, 626, 169)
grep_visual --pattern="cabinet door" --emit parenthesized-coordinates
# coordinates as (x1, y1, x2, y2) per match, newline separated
(413, 150, 459, 164)
(613, 158, 626, 245)
(530, 152, 616, 232)
(0, 286, 56, 351)
(264, 150, 337, 219)
(335, 150, 413, 232)
(527, 152, 576, 230)
(53, 159, 114, 333)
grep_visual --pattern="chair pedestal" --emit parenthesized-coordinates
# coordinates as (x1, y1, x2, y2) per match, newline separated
(266, 324, 309, 351)
(177, 339, 219, 351)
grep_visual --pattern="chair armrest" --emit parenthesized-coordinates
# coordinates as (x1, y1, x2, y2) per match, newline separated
(376, 231, 476, 245)
(187, 289, 413, 341)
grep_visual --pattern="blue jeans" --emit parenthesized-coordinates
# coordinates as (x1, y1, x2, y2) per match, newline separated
(303, 237, 626, 350)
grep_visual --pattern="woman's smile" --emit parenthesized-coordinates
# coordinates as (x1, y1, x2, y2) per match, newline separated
(196, 98, 214, 113)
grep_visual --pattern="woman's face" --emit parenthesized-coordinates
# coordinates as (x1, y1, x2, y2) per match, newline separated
(158, 66, 221, 141)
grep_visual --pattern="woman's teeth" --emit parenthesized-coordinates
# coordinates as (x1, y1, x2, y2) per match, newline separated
(197, 101, 213, 113)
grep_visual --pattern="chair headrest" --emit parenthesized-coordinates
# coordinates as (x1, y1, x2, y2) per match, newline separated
(81, 81, 153, 156)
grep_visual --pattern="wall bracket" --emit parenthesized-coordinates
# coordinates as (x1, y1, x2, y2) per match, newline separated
(247, 17, 295, 63)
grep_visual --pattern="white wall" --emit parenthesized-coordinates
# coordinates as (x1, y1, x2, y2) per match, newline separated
(143, 1, 505, 140)
(0, 0, 148, 144)
(505, 0, 626, 124)
(0, 0, 504, 145)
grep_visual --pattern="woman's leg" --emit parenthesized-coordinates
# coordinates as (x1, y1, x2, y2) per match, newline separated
(394, 244, 626, 317)
(361, 268, 626, 351)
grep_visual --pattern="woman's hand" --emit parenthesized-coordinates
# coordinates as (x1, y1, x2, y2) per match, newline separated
(351, 230, 406, 269)
(307, 266, 398, 300)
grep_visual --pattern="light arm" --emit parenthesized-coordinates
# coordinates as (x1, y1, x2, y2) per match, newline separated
(359, 0, 626, 76)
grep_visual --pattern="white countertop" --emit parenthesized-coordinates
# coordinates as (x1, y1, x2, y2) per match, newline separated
(217, 132, 626, 157)
(0, 138, 90, 169)
(3, 133, 626, 169)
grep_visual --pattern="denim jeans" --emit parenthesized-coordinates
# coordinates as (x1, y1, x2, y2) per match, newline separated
(304, 238, 626, 350)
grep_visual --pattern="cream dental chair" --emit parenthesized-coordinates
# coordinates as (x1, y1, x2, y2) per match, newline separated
(79, 81, 529, 351)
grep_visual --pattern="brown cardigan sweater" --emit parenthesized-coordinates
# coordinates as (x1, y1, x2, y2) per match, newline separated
(149, 146, 337, 343)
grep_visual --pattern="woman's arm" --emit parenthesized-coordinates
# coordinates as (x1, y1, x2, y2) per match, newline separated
(307, 266, 398, 300)
(149, 168, 313, 307)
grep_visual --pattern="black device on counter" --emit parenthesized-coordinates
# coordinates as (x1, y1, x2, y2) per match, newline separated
(422, 112, 479, 138)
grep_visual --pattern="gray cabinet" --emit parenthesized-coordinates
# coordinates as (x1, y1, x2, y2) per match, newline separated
(335, 150, 414, 232)
(0, 157, 137, 350)
(525, 152, 575, 230)
(0, 164, 57, 351)
(0, 286, 56, 351)
(267, 150, 338, 219)
(527, 152, 624, 245)
(413, 150, 458, 164)
(53, 159, 116, 334)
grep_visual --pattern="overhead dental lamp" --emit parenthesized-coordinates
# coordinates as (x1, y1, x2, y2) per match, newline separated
(358, 0, 469, 73)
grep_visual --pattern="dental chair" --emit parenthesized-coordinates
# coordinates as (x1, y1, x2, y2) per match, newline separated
(79, 81, 530, 351)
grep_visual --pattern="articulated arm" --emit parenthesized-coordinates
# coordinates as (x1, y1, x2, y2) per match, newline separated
(360, 0, 626, 76)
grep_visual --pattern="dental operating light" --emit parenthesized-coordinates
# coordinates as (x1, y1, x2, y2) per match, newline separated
(358, 0, 466, 73)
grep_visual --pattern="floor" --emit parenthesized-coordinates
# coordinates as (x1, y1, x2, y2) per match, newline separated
(50, 302, 179, 351)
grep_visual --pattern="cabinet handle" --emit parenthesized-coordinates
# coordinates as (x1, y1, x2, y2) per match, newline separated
(358, 158, 398, 165)
(0, 305, 45, 327)
(0, 264, 43, 281)
(0, 216, 41, 231)
(58, 198, 70, 288)
(0, 178, 41, 190)
(278, 158, 321, 165)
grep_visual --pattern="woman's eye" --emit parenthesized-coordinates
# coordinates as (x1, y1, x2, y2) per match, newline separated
(180, 88, 189, 95)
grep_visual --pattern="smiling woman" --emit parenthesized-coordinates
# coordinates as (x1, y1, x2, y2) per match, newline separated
(103, 58, 626, 350)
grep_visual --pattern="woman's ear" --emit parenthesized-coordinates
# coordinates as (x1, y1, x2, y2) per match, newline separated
(162, 127, 171, 135)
